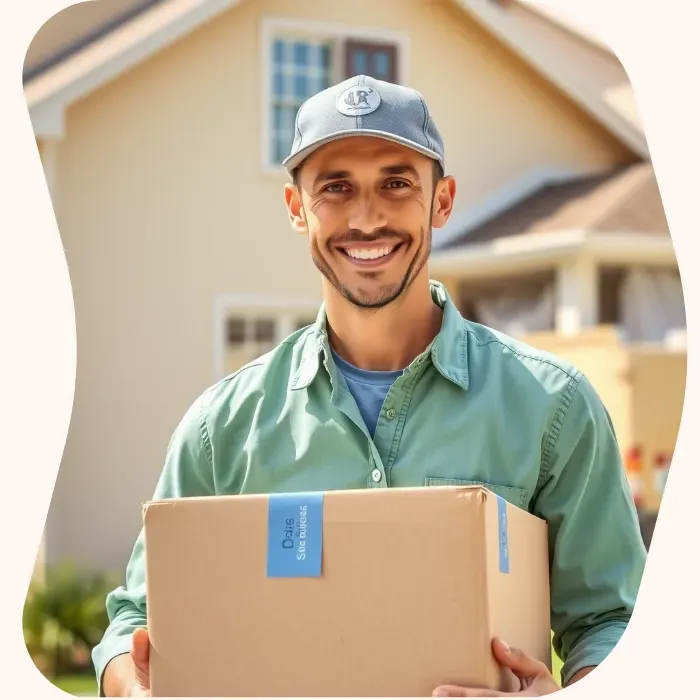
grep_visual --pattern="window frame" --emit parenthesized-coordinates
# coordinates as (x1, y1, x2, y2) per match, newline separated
(213, 293, 322, 380)
(260, 16, 410, 173)
(344, 39, 399, 84)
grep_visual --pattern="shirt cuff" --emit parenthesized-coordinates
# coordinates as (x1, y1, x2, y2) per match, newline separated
(561, 622, 627, 686)
(92, 630, 137, 697)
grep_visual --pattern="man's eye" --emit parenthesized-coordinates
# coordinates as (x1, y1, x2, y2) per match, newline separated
(325, 183, 349, 193)
(386, 180, 409, 189)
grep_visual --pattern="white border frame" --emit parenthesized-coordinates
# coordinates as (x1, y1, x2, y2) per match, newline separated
(259, 15, 411, 174)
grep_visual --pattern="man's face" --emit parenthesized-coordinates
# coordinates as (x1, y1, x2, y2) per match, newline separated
(285, 137, 455, 309)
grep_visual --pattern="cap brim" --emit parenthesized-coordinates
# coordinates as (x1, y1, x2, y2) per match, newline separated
(283, 129, 443, 175)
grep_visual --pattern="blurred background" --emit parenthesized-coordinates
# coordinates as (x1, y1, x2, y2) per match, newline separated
(23, 0, 685, 695)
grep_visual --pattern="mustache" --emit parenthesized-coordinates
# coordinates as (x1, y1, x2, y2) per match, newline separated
(331, 228, 411, 245)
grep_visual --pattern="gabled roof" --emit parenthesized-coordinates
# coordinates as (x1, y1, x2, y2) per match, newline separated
(453, 0, 647, 156)
(26, 0, 647, 157)
(24, 0, 165, 82)
(26, 0, 246, 136)
(512, 0, 612, 53)
(438, 163, 668, 251)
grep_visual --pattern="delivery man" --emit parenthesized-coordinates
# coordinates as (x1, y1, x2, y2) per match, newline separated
(93, 75, 646, 697)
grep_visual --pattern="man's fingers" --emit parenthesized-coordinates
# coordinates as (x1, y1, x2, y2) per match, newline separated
(492, 638, 547, 679)
(131, 627, 151, 691)
(131, 628, 150, 665)
(431, 641, 553, 699)
(433, 685, 506, 697)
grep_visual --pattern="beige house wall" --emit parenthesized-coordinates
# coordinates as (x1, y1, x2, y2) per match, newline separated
(44, 0, 636, 571)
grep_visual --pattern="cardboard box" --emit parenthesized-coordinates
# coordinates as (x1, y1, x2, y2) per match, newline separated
(144, 486, 551, 697)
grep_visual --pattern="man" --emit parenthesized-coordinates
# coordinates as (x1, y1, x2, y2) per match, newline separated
(93, 75, 646, 697)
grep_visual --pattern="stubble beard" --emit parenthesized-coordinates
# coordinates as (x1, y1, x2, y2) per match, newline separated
(308, 199, 435, 310)
(310, 226, 432, 310)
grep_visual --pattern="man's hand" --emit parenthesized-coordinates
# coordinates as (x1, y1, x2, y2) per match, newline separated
(128, 628, 151, 696)
(102, 628, 151, 697)
(433, 638, 561, 697)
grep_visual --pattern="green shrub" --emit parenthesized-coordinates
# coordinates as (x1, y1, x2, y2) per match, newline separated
(23, 562, 118, 678)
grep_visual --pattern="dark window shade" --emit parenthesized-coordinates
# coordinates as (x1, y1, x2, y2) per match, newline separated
(227, 317, 276, 345)
(253, 319, 276, 343)
(344, 40, 398, 83)
(226, 318, 245, 344)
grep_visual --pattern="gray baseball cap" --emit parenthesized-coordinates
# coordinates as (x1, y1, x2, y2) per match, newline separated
(283, 75, 445, 176)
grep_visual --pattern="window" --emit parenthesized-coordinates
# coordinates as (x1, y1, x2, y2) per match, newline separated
(270, 38, 333, 165)
(267, 25, 402, 167)
(224, 312, 318, 374)
(225, 316, 278, 372)
(345, 41, 397, 83)
(226, 317, 276, 345)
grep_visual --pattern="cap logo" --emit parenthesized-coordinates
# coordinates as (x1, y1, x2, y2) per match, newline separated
(336, 85, 381, 116)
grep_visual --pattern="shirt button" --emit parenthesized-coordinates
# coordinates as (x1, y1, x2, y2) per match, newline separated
(386, 408, 397, 420)
(371, 468, 382, 483)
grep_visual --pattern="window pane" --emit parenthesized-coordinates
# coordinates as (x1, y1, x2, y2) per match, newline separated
(273, 105, 283, 131)
(320, 44, 331, 69)
(226, 318, 245, 345)
(293, 73, 308, 100)
(273, 70, 284, 100)
(352, 49, 367, 75)
(274, 134, 288, 165)
(344, 41, 398, 83)
(269, 38, 333, 164)
(253, 319, 276, 343)
(283, 106, 297, 138)
(272, 39, 285, 65)
(373, 51, 390, 79)
(292, 41, 309, 67)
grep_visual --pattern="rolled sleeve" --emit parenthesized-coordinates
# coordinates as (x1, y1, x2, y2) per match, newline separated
(91, 396, 216, 694)
(92, 537, 149, 695)
(534, 372, 646, 686)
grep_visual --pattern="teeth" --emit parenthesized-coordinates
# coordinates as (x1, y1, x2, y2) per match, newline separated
(346, 247, 392, 260)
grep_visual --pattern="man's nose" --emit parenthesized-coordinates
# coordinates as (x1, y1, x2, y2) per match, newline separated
(347, 195, 388, 234)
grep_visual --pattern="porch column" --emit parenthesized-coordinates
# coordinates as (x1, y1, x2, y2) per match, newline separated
(555, 255, 598, 335)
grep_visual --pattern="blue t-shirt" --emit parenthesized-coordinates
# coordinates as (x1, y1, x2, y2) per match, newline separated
(331, 348, 403, 437)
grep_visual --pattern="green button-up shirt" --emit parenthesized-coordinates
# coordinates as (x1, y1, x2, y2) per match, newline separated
(92, 282, 646, 690)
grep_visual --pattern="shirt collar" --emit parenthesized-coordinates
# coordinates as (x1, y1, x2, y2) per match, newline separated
(291, 280, 469, 392)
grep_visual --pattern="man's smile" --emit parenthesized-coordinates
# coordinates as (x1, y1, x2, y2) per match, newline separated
(335, 239, 405, 268)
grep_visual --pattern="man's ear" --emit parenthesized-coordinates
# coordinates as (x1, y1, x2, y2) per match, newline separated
(284, 183, 308, 235)
(431, 175, 457, 230)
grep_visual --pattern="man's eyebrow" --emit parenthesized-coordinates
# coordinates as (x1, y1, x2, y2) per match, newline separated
(381, 164, 421, 179)
(312, 164, 421, 188)
(313, 170, 351, 187)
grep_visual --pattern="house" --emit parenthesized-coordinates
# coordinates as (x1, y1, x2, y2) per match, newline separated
(26, 0, 682, 573)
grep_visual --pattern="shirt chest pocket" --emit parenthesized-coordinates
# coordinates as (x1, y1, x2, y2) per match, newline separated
(424, 477, 530, 511)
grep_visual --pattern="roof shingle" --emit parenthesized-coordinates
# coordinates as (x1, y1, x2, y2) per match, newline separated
(441, 162, 669, 250)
